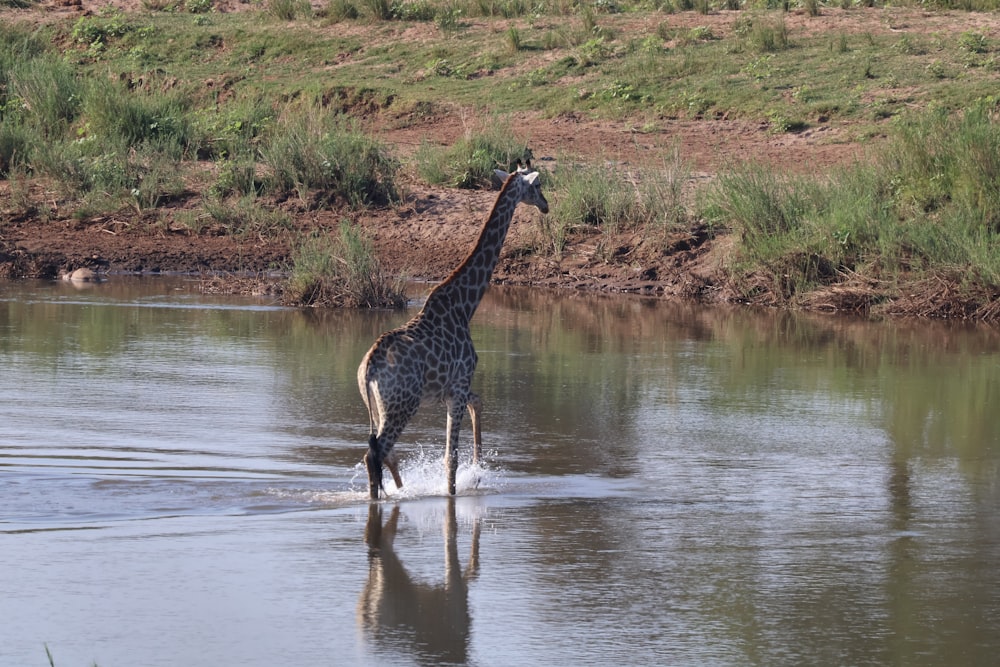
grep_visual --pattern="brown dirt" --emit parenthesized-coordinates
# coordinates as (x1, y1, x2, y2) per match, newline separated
(3, 2, 999, 318)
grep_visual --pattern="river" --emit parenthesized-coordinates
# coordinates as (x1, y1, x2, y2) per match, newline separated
(1, 278, 998, 666)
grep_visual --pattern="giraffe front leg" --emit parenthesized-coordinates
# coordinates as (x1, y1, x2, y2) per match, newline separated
(445, 402, 463, 496)
(467, 392, 482, 465)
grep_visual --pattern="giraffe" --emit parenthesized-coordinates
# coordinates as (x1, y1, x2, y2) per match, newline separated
(357, 161, 549, 499)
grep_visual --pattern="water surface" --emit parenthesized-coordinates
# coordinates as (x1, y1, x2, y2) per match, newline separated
(1, 278, 998, 666)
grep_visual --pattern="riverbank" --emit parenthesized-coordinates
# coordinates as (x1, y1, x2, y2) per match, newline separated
(3, 1, 1000, 320)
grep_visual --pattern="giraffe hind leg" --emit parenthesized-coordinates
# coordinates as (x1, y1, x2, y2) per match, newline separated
(365, 437, 404, 500)
(365, 434, 384, 500)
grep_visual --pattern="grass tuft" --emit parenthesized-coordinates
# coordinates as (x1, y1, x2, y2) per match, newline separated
(414, 118, 531, 189)
(261, 107, 399, 207)
(285, 221, 407, 308)
(267, 0, 313, 20)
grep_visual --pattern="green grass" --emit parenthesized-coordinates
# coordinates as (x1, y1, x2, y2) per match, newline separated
(8, 55, 83, 138)
(4, 4, 998, 130)
(2, 3, 1000, 129)
(0, 120, 34, 177)
(203, 196, 293, 237)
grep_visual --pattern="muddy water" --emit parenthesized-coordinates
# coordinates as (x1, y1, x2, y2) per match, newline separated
(1, 279, 998, 667)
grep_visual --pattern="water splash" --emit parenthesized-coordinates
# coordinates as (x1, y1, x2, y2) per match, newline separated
(354, 446, 507, 500)
(263, 448, 507, 507)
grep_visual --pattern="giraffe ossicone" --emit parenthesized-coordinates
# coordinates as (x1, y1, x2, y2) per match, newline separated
(357, 161, 549, 499)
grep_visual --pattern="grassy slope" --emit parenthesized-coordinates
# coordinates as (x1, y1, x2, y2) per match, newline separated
(3, 2, 1000, 317)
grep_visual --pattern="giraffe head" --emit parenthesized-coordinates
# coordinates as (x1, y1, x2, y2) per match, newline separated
(494, 161, 549, 215)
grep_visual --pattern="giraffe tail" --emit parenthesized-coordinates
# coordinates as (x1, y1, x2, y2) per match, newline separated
(360, 367, 384, 499)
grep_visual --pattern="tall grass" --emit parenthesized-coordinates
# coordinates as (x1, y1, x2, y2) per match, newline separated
(0, 121, 34, 177)
(9, 56, 83, 138)
(414, 119, 531, 189)
(733, 12, 790, 53)
(0, 24, 46, 112)
(267, 0, 313, 20)
(33, 140, 185, 212)
(359, 0, 392, 19)
(532, 150, 690, 258)
(203, 196, 292, 236)
(285, 221, 407, 307)
(550, 161, 639, 233)
(885, 105, 1000, 233)
(637, 146, 691, 235)
(193, 96, 273, 161)
(82, 80, 194, 158)
(705, 103, 1000, 303)
(261, 107, 399, 207)
(6, 1, 1000, 315)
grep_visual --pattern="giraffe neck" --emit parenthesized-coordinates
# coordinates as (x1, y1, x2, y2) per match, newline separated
(422, 176, 520, 325)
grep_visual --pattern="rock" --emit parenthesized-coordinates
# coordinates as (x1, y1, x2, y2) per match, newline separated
(61, 267, 105, 283)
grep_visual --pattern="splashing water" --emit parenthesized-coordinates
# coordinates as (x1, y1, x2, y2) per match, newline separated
(354, 446, 507, 500)
(272, 447, 508, 507)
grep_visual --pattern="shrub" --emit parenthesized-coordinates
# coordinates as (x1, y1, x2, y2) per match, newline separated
(414, 119, 531, 189)
(285, 221, 407, 308)
(71, 8, 136, 49)
(185, 0, 213, 12)
(261, 107, 399, 207)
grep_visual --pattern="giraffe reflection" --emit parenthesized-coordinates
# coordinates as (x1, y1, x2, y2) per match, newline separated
(358, 499, 481, 665)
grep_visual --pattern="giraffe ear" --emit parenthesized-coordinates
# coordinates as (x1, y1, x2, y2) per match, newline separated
(494, 169, 510, 182)
(523, 171, 540, 185)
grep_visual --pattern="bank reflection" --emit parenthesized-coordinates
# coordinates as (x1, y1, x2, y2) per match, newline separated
(358, 499, 480, 665)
